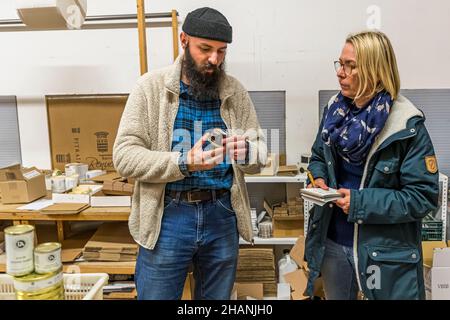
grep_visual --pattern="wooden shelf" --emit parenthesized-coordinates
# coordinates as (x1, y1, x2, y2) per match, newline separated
(239, 237, 298, 245)
(245, 174, 307, 183)
(0, 204, 130, 222)
(0, 254, 135, 275)
(64, 261, 135, 275)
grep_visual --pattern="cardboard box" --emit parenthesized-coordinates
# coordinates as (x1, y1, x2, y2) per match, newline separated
(102, 181, 134, 196)
(422, 241, 448, 300)
(230, 283, 264, 300)
(16, 0, 87, 29)
(422, 241, 450, 300)
(46, 95, 128, 171)
(284, 268, 324, 300)
(277, 165, 299, 177)
(246, 154, 279, 177)
(52, 184, 103, 204)
(263, 198, 284, 218)
(431, 248, 450, 300)
(181, 273, 193, 300)
(289, 235, 305, 267)
(272, 216, 304, 238)
(41, 203, 90, 215)
(82, 222, 137, 262)
(90, 191, 131, 207)
(91, 172, 123, 183)
(0, 164, 46, 204)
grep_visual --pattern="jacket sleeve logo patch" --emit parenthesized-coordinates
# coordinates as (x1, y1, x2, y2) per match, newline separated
(425, 156, 438, 174)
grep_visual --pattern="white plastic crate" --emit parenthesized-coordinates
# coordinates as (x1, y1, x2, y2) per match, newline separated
(0, 273, 108, 300)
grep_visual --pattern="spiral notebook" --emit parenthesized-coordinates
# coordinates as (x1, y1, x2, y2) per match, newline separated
(300, 188, 343, 206)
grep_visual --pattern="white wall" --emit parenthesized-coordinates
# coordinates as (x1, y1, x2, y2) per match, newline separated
(1, 0, 450, 169)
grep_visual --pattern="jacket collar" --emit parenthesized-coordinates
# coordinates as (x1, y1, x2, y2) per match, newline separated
(369, 94, 424, 153)
(164, 53, 235, 101)
(359, 94, 424, 188)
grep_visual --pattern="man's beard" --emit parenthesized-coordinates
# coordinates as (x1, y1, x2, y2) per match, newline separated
(182, 46, 226, 100)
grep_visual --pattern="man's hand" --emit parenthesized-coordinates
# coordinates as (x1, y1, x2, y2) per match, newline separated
(307, 178, 329, 190)
(335, 188, 351, 214)
(187, 132, 225, 172)
(223, 135, 248, 163)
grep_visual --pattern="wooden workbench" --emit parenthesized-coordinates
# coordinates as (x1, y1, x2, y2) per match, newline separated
(0, 203, 130, 241)
(0, 203, 134, 275)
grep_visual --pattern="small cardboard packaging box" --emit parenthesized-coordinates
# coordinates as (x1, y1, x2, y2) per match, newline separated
(422, 241, 448, 300)
(16, 0, 87, 29)
(90, 191, 131, 207)
(230, 283, 264, 300)
(52, 184, 103, 204)
(246, 153, 279, 177)
(430, 247, 450, 300)
(0, 164, 46, 204)
(272, 216, 304, 238)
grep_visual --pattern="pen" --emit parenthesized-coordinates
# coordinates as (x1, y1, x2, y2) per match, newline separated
(307, 170, 316, 188)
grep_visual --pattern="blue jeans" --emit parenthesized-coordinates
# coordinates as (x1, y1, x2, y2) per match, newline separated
(135, 192, 239, 300)
(321, 238, 359, 300)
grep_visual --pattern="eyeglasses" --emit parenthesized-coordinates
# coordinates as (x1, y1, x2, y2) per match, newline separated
(334, 61, 356, 76)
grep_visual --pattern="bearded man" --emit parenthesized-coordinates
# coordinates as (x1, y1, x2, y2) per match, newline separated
(113, 7, 267, 300)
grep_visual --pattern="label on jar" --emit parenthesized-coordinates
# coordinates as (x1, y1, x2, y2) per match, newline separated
(5, 231, 34, 276)
(35, 249, 62, 274)
(14, 271, 63, 293)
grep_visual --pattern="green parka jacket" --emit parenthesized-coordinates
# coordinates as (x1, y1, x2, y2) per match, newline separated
(305, 94, 439, 300)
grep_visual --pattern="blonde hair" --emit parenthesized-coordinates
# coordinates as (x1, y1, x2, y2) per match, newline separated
(346, 31, 401, 100)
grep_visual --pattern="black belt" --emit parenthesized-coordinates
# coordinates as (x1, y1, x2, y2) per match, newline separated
(166, 189, 229, 203)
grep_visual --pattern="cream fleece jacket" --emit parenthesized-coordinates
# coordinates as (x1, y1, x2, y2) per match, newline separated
(113, 55, 267, 249)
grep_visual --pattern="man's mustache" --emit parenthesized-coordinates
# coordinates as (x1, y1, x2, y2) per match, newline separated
(201, 63, 219, 72)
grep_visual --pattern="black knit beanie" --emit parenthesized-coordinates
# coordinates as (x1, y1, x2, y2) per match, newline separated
(182, 7, 233, 43)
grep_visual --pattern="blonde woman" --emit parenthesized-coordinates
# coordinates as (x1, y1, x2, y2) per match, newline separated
(305, 31, 439, 300)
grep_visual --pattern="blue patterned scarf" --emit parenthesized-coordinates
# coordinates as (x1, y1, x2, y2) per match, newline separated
(321, 91, 393, 165)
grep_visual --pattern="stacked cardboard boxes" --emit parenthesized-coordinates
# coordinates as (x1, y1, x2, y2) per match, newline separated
(264, 198, 304, 238)
(83, 223, 138, 262)
(235, 248, 277, 296)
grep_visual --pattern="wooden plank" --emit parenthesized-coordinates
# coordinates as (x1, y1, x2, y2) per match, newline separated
(63, 261, 136, 275)
(0, 259, 136, 275)
(0, 209, 130, 221)
(0, 203, 24, 212)
(56, 221, 65, 242)
(137, 0, 148, 75)
(171, 9, 179, 61)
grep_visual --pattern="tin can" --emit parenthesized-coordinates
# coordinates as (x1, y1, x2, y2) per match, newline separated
(34, 242, 62, 274)
(65, 163, 88, 180)
(13, 269, 64, 300)
(51, 176, 67, 193)
(5, 225, 35, 277)
(64, 174, 79, 190)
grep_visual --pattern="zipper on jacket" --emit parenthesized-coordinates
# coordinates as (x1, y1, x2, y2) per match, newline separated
(151, 94, 180, 249)
(220, 100, 255, 245)
(352, 130, 417, 299)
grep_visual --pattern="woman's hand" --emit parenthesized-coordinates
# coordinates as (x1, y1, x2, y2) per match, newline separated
(307, 178, 329, 190)
(336, 188, 351, 214)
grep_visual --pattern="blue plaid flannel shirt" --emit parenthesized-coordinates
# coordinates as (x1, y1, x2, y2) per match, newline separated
(165, 81, 234, 192)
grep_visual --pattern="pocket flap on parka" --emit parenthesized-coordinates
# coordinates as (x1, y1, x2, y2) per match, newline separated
(374, 159, 400, 174)
(367, 245, 420, 264)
